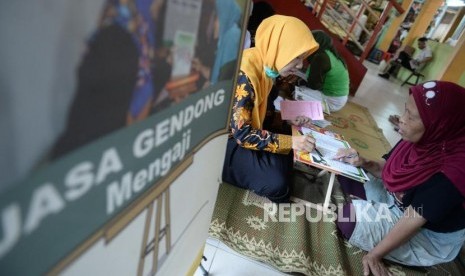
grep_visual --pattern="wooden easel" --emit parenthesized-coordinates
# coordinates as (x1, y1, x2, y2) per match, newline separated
(137, 188, 171, 276)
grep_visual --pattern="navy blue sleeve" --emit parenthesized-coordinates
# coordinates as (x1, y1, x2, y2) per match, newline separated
(403, 173, 465, 224)
(382, 140, 402, 160)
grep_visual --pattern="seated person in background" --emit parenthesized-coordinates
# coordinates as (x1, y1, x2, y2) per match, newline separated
(379, 37, 433, 80)
(191, 0, 217, 89)
(334, 81, 465, 275)
(192, 0, 242, 87)
(247, 1, 275, 47)
(304, 30, 350, 112)
(222, 15, 319, 203)
(210, 0, 242, 85)
(383, 37, 433, 128)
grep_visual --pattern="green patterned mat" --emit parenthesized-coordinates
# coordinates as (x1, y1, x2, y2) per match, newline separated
(209, 101, 464, 275)
(325, 101, 392, 162)
(209, 170, 465, 275)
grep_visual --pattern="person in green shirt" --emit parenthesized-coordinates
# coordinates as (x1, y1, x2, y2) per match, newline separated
(305, 30, 350, 112)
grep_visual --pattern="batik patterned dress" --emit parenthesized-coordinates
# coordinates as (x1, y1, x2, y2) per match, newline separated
(229, 71, 292, 154)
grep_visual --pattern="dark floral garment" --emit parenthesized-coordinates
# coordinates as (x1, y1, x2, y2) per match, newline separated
(229, 71, 292, 154)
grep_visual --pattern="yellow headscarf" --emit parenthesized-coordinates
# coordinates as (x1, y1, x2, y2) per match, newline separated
(240, 15, 319, 129)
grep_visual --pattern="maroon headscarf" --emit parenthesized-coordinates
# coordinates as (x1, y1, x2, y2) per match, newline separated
(382, 81, 465, 202)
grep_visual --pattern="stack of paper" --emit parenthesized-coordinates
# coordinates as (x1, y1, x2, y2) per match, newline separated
(273, 96, 285, 111)
(293, 86, 332, 127)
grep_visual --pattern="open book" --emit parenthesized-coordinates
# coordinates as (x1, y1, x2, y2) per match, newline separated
(293, 126, 369, 182)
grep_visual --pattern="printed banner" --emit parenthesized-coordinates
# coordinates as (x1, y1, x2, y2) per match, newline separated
(0, 0, 247, 274)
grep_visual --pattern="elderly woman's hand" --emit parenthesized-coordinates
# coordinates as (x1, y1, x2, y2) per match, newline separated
(362, 252, 392, 276)
(292, 134, 315, 153)
(288, 116, 313, 128)
(333, 148, 361, 166)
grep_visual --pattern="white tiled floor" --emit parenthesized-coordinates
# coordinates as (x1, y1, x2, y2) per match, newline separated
(195, 237, 286, 276)
(351, 61, 410, 147)
(194, 60, 409, 276)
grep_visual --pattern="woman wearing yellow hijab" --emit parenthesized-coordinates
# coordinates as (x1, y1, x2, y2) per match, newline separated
(222, 15, 319, 202)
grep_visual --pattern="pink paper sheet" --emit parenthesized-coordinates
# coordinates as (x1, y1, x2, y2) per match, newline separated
(280, 100, 324, 120)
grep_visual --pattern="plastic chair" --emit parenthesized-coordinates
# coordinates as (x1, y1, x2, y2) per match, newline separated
(401, 69, 424, 86)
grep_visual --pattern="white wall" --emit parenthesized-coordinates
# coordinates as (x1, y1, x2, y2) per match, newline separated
(61, 135, 227, 275)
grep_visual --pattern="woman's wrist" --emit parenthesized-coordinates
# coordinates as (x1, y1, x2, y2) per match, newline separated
(358, 157, 369, 169)
(368, 248, 384, 259)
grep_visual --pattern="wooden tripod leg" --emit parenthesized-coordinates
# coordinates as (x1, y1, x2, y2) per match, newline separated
(137, 203, 154, 276)
(164, 188, 171, 254)
(151, 195, 163, 273)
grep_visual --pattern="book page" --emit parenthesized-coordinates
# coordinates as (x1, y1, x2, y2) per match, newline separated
(301, 128, 345, 153)
(171, 31, 196, 77)
(163, 0, 202, 43)
(294, 86, 323, 101)
(311, 151, 361, 175)
(297, 127, 369, 181)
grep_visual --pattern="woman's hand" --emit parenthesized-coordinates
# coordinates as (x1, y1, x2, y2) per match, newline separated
(362, 252, 391, 276)
(288, 116, 313, 128)
(292, 134, 315, 153)
(192, 57, 210, 79)
(333, 148, 361, 166)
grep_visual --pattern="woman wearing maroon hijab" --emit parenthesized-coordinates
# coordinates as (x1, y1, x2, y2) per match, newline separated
(334, 81, 465, 275)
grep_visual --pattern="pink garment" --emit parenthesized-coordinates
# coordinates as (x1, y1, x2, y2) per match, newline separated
(382, 81, 465, 204)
